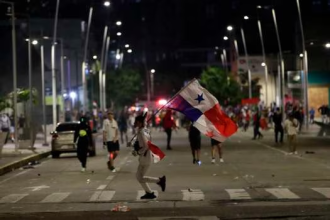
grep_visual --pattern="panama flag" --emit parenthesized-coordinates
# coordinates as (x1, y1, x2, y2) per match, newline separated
(147, 141, 165, 163)
(165, 79, 237, 142)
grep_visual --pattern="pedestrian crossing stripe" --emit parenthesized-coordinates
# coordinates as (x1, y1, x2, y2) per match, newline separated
(312, 188, 330, 198)
(181, 189, 204, 201)
(225, 189, 251, 200)
(0, 188, 329, 204)
(40, 192, 71, 203)
(0, 194, 28, 203)
(265, 188, 300, 199)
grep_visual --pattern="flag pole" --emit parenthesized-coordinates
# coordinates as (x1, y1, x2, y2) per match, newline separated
(128, 78, 198, 145)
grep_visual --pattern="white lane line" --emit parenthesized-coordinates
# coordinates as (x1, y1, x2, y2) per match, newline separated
(137, 190, 158, 201)
(312, 188, 330, 198)
(106, 175, 114, 181)
(0, 194, 28, 203)
(0, 171, 28, 185)
(40, 192, 70, 203)
(97, 185, 107, 190)
(181, 189, 204, 201)
(265, 188, 300, 199)
(225, 189, 251, 200)
(89, 191, 115, 202)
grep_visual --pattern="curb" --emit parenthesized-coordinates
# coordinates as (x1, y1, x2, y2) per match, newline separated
(0, 151, 51, 176)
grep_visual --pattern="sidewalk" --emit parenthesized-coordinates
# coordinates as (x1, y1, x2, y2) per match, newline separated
(0, 133, 51, 176)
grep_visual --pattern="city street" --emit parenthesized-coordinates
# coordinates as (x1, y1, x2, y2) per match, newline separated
(0, 127, 329, 219)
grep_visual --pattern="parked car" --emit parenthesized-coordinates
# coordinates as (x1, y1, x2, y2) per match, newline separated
(51, 122, 96, 158)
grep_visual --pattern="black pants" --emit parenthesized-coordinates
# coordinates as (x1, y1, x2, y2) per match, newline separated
(165, 128, 172, 148)
(253, 125, 262, 139)
(1, 128, 9, 144)
(77, 145, 88, 168)
(274, 125, 284, 143)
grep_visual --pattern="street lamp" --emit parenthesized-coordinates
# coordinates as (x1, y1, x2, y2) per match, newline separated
(244, 15, 249, 20)
(325, 43, 330, 48)
(227, 25, 233, 31)
(223, 36, 228, 41)
(117, 32, 122, 36)
(93, 55, 97, 59)
(299, 53, 304, 58)
(127, 49, 132, 53)
(104, 1, 110, 7)
(261, 62, 266, 67)
(150, 69, 155, 98)
(32, 40, 38, 45)
(116, 21, 122, 26)
(125, 44, 129, 48)
(116, 54, 121, 60)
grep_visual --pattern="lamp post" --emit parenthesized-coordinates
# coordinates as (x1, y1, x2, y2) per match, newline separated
(103, 36, 110, 111)
(240, 27, 252, 99)
(150, 69, 155, 98)
(99, 26, 108, 111)
(52, 0, 60, 130)
(296, 0, 309, 128)
(40, 44, 48, 146)
(0, 0, 18, 151)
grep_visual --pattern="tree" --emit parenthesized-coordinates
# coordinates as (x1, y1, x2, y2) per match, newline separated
(106, 67, 142, 108)
(0, 97, 11, 112)
(200, 67, 242, 106)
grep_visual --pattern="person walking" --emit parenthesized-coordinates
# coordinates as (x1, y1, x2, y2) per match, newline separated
(211, 138, 224, 164)
(252, 109, 263, 140)
(0, 113, 11, 144)
(103, 111, 119, 172)
(132, 114, 166, 199)
(187, 122, 201, 164)
(309, 107, 315, 124)
(163, 110, 176, 150)
(74, 117, 93, 172)
(284, 114, 299, 155)
(273, 107, 284, 144)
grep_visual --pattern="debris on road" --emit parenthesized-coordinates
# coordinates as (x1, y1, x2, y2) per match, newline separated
(112, 204, 130, 212)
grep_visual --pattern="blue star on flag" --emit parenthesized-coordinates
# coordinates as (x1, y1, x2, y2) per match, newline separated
(195, 93, 204, 104)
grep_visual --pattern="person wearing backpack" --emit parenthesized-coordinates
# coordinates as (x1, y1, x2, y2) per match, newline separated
(74, 116, 93, 172)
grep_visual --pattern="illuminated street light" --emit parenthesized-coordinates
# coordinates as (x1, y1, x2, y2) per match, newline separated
(43, 36, 49, 39)
(299, 53, 304, 58)
(116, 54, 121, 60)
(261, 62, 266, 67)
(116, 21, 122, 26)
(127, 49, 132, 53)
(244, 15, 249, 20)
(117, 32, 122, 36)
(125, 44, 129, 48)
(223, 36, 228, 40)
(93, 55, 97, 60)
(32, 40, 38, 45)
(151, 69, 156, 73)
(326, 43, 330, 48)
(257, 5, 262, 9)
(104, 1, 110, 7)
(227, 25, 233, 31)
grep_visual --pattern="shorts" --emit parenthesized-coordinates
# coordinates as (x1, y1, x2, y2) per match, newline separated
(107, 141, 120, 152)
(189, 137, 201, 150)
(211, 138, 221, 146)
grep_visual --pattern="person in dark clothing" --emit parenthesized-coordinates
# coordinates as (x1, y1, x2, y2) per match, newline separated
(118, 110, 128, 144)
(74, 116, 93, 172)
(318, 104, 329, 124)
(252, 109, 263, 140)
(188, 122, 201, 164)
(163, 110, 176, 150)
(272, 107, 284, 143)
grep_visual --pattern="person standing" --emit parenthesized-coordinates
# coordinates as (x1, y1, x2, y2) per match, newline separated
(74, 117, 93, 172)
(318, 104, 329, 124)
(0, 113, 11, 144)
(284, 114, 299, 155)
(103, 111, 119, 172)
(252, 108, 263, 140)
(118, 110, 128, 144)
(211, 139, 224, 164)
(188, 122, 201, 164)
(309, 107, 315, 124)
(273, 107, 284, 144)
(132, 114, 166, 199)
(163, 110, 176, 150)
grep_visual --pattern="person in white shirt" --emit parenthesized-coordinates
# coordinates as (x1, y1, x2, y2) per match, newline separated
(103, 111, 119, 172)
(284, 114, 299, 155)
(132, 114, 166, 199)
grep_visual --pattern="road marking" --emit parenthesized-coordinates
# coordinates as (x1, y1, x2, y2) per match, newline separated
(0, 194, 28, 203)
(312, 188, 330, 198)
(181, 189, 204, 201)
(137, 190, 158, 201)
(106, 175, 114, 180)
(89, 191, 115, 202)
(225, 189, 251, 200)
(40, 192, 70, 203)
(265, 188, 300, 199)
(26, 185, 50, 192)
(0, 171, 28, 185)
(97, 185, 107, 190)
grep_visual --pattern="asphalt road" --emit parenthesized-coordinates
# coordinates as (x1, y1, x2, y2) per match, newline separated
(0, 127, 330, 220)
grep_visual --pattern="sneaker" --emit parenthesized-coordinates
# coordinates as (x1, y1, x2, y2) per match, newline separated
(110, 166, 116, 173)
(211, 158, 215, 164)
(140, 192, 156, 199)
(196, 160, 202, 166)
(157, 176, 166, 192)
(81, 168, 86, 173)
(219, 158, 224, 163)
